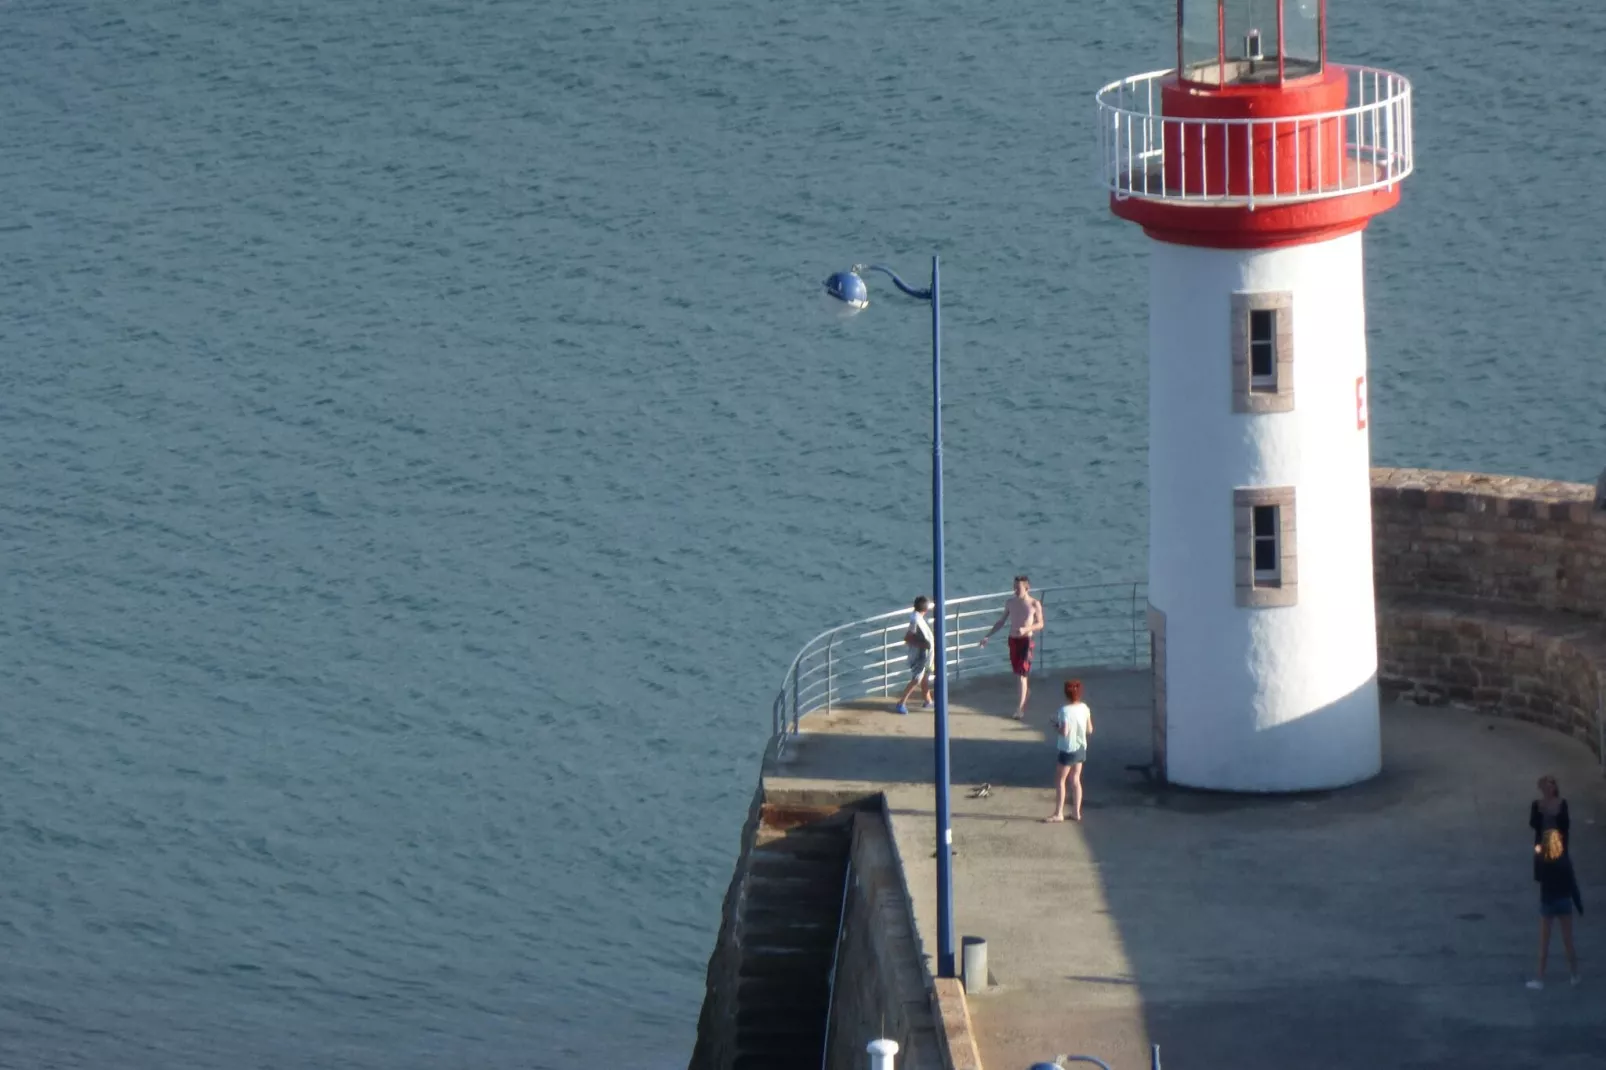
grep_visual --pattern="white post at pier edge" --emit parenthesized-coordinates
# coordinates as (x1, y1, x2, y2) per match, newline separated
(867, 1038, 899, 1070)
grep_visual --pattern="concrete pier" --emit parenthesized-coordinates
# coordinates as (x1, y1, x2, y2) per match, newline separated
(766, 667, 1606, 1070)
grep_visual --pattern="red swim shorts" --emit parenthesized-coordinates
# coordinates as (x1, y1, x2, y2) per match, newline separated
(1008, 636, 1033, 676)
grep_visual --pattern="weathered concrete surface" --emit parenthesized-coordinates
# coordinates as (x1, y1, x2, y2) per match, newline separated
(770, 666, 1606, 1070)
(824, 810, 944, 1070)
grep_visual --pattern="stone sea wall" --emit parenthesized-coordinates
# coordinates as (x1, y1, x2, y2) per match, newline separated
(1372, 467, 1606, 762)
(689, 783, 767, 1070)
(822, 808, 945, 1070)
(692, 781, 981, 1070)
(1372, 468, 1606, 614)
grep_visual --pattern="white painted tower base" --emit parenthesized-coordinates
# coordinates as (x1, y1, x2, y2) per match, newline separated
(1149, 232, 1381, 792)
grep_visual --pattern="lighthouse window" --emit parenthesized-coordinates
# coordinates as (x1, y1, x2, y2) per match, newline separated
(1252, 506, 1279, 576)
(1234, 486, 1298, 607)
(1231, 291, 1294, 414)
(1249, 310, 1276, 383)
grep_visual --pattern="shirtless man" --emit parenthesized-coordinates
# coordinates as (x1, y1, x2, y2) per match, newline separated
(978, 575, 1044, 719)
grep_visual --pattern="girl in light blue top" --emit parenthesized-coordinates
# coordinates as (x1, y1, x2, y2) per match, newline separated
(1046, 679, 1093, 823)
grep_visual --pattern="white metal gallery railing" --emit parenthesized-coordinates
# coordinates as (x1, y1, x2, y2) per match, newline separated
(771, 581, 1148, 748)
(1096, 65, 1413, 207)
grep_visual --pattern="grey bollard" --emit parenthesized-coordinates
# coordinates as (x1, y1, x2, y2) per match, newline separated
(962, 935, 988, 993)
(867, 1038, 899, 1070)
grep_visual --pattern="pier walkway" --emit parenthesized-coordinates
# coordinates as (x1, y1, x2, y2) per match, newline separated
(765, 666, 1606, 1070)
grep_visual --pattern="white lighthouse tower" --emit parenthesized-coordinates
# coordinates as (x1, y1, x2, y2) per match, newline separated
(1098, 0, 1413, 790)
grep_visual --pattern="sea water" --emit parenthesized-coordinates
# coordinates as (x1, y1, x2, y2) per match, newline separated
(2, 0, 1603, 1067)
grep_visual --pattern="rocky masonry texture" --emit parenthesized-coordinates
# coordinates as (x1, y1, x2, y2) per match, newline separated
(824, 809, 944, 1070)
(1147, 605, 1169, 783)
(1372, 468, 1606, 764)
(690, 787, 766, 1070)
(1377, 602, 1606, 760)
(1372, 467, 1606, 616)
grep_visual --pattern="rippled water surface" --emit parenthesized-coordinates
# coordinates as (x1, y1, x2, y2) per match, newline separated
(3, 0, 1603, 1067)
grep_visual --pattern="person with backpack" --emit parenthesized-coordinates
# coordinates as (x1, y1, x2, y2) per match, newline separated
(895, 596, 935, 715)
(1527, 827, 1584, 990)
(1529, 774, 1570, 879)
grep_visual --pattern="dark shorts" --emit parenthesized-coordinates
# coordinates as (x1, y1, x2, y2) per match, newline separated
(1008, 636, 1034, 676)
(907, 648, 931, 679)
(1057, 749, 1086, 767)
(1541, 897, 1574, 918)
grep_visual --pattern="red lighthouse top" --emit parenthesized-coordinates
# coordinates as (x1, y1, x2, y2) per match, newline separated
(1097, 0, 1413, 248)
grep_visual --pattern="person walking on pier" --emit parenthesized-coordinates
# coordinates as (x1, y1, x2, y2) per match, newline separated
(1527, 828, 1583, 989)
(895, 596, 935, 715)
(1045, 679, 1092, 823)
(978, 575, 1044, 719)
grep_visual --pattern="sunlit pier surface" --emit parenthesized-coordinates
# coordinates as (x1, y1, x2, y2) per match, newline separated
(767, 665, 1606, 1070)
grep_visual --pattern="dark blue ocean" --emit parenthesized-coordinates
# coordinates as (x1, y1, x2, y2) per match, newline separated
(2, 1, 1602, 1067)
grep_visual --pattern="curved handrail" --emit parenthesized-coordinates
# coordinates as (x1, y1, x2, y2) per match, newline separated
(1095, 64, 1413, 206)
(772, 580, 1148, 751)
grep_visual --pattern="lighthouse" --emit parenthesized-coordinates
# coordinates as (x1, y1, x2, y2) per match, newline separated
(1098, 1, 1413, 790)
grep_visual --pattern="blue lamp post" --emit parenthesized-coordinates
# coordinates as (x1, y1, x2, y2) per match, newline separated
(823, 256, 955, 980)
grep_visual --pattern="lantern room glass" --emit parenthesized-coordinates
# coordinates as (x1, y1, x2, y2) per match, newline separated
(1283, 0, 1322, 73)
(1178, 0, 1324, 86)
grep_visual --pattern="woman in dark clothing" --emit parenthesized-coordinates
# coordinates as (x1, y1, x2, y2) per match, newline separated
(1527, 828, 1583, 989)
(1529, 775, 1570, 879)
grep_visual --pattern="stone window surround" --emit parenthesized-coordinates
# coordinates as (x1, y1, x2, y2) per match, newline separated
(1234, 486, 1298, 607)
(1231, 291, 1294, 414)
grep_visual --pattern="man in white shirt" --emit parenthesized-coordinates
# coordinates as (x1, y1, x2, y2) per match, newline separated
(895, 596, 935, 715)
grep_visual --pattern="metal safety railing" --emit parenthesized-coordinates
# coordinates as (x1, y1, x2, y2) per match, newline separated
(1096, 64, 1413, 208)
(771, 581, 1148, 751)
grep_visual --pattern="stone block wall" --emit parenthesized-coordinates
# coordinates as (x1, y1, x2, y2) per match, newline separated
(1377, 604, 1605, 760)
(1372, 468, 1606, 616)
(1371, 467, 1606, 765)
(690, 783, 766, 1070)
(823, 807, 943, 1070)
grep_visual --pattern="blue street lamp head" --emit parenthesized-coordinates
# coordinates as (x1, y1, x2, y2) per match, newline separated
(822, 269, 869, 312)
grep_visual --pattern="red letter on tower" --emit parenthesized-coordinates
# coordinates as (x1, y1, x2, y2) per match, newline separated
(1356, 375, 1368, 430)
